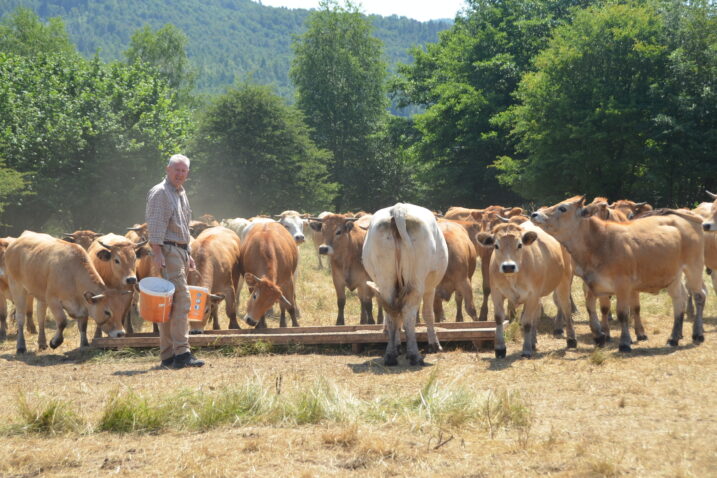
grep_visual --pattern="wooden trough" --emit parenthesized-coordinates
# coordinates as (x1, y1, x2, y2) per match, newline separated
(92, 321, 496, 351)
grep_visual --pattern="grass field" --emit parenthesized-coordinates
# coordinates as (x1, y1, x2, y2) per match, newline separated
(0, 241, 716, 477)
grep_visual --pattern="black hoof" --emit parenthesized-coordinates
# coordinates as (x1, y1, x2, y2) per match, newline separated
(667, 338, 679, 347)
(426, 343, 440, 354)
(384, 354, 399, 366)
(618, 344, 632, 353)
(692, 334, 704, 344)
(566, 338, 577, 349)
(605, 335, 613, 343)
(553, 329, 564, 338)
(50, 336, 64, 349)
(520, 352, 532, 359)
(408, 354, 425, 366)
(637, 334, 648, 342)
(16, 346, 26, 354)
(38, 343, 47, 351)
(495, 348, 506, 359)
(188, 330, 204, 335)
(594, 335, 607, 348)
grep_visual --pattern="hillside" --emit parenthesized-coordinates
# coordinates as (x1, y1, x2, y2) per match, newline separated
(0, 0, 451, 97)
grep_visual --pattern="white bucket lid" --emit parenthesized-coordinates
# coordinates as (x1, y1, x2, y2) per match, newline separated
(139, 277, 175, 297)
(188, 285, 210, 293)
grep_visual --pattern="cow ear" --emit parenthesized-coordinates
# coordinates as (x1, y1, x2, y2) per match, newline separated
(96, 249, 112, 261)
(522, 231, 538, 246)
(579, 207, 591, 218)
(476, 232, 494, 247)
(309, 221, 322, 232)
(62, 236, 76, 243)
(245, 273, 258, 287)
(136, 246, 152, 258)
(344, 221, 354, 232)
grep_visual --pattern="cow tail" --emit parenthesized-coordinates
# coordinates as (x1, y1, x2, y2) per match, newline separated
(389, 205, 418, 312)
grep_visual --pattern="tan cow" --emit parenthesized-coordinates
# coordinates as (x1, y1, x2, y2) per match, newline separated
(308, 211, 331, 269)
(0, 237, 36, 339)
(584, 197, 629, 222)
(124, 223, 161, 334)
(62, 230, 102, 250)
(444, 206, 484, 222)
(609, 199, 653, 219)
(693, 191, 717, 295)
(186, 226, 242, 332)
(435, 221, 479, 322)
(477, 221, 575, 357)
(240, 222, 299, 328)
(308, 213, 381, 325)
(5, 231, 129, 353)
(531, 196, 706, 351)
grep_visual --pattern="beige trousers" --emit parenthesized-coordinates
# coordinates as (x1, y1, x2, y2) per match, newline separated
(159, 244, 191, 360)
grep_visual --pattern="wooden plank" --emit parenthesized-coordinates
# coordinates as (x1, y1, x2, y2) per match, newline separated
(92, 325, 496, 349)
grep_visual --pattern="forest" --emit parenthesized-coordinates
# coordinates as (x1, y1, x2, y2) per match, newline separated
(0, 0, 715, 235)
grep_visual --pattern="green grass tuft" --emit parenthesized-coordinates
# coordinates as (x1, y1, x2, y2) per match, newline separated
(12, 393, 84, 435)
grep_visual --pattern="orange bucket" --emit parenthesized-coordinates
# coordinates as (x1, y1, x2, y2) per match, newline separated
(187, 285, 210, 328)
(139, 277, 175, 323)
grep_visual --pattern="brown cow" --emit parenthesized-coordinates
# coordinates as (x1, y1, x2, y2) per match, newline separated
(435, 221, 479, 322)
(308, 213, 381, 325)
(186, 226, 242, 332)
(477, 221, 575, 357)
(62, 230, 102, 250)
(239, 222, 299, 328)
(444, 206, 484, 222)
(531, 196, 706, 351)
(0, 237, 36, 339)
(584, 197, 629, 222)
(609, 199, 653, 219)
(308, 211, 331, 269)
(5, 231, 129, 353)
(124, 223, 161, 334)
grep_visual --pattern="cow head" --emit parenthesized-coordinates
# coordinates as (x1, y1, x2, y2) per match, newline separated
(243, 273, 292, 327)
(62, 230, 103, 251)
(609, 199, 653, 219)
(190, 220, 213, 238)
(702, 191, 717, 232)
(83, 289, 131, 338)
(313, 214, 359, 256)
(95, 236, 145, 285)
(530, 196, 585, 241)
(275, 211, 306, 244)
(476, 223, 537, 274)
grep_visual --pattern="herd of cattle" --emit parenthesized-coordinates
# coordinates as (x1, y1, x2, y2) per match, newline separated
(0, 193, 715, 365)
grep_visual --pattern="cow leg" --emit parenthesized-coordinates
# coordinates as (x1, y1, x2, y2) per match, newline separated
(454, 291, 464, 322)
(405, 302, 424, 366)
(478, 256, 491, 321)
(335, 285, 347, 326)
(666, 279, 687, 346)
(210, 302, 220, 330)
(93, 320, 104, 339)
(48, 301, 69, 349)
(630, 292, 647, 341)
(376, 303, 384, 325)
(383, 314, 400, 366)
(10, 286, 28, 354)
(24, 297, 37, 334)
(457, 278, 478, 321)
(433, 293, 446, 323)
(552, 291, 564, 337)
(492, 290, 507, 358)
(0, 296, 6, 340)
(279, 302, 287, 328)
(36, 300, 48, 350)
(422, 288, 442, 355)
(615, 294, 633, 353)
(555, 280, 576, 349)
(583, 286, 606, 347)
(599, 295, 612, 341)
(359, 288, 375, 325)
(225, 286, 241, 330)
(122, 294, 134, 337)
(77, 317, 90, 348)
(520, 300, 541, 358)
(284, 282, 300, 327)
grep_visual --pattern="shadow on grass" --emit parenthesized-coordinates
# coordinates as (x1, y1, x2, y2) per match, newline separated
(347, 356, 436, 375)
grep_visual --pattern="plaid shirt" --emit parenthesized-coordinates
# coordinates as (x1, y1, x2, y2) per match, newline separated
(146, 178, 192, 249)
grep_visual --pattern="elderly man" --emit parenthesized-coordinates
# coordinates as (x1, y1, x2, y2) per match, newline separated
(146, 154, 204, 369)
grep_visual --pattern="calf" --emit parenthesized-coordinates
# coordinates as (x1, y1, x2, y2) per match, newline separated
(531, 196, 706, 351)
(435, 221, 478, 322)
(309, 213, 380, 325)
(62, 230, 102, 250)
(362, 203, 448, 366)
(6, 231, 128, 353)
(240, 222, 299, 328)
(187, 226, 242, 332)
(477, 222, 574, 358)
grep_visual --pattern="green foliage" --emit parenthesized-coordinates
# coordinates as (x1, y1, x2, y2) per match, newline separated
(0, 6, 76, 57)
(190, 82, 337, 216)
(97, 390, 175, 434)
(291, 0, 391, 210)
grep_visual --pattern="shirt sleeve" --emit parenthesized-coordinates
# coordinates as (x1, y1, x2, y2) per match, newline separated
(146, 187, 171, 245)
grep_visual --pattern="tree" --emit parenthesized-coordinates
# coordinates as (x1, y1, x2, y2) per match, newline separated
(393, 0, 592, 208)
(0, 6, 77, 57)
(190, 83, 336, 217)
(496, 2, 688, 204)
(124, 24, 197, 102)
(290, 0, 389, 210)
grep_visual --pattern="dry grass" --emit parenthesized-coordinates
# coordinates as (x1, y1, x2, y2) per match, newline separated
(0, 241, 716, 476)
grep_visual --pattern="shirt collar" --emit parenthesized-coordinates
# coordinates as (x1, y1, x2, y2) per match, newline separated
(163, 177, 184, 194)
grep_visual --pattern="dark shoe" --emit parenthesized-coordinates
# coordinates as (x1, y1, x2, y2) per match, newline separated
(172, 352, 204, 369)
(160, 356, 174, 368)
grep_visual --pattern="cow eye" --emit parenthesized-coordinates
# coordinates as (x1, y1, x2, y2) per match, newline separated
(494, 244, 499, 250)
(104, 310, 111, 317)
(335, 230, 342, 236)
(558, 206, 567, 212)
(252, 293, 257, 300)
(114, 258, 120, 264)
(517, 243, 522, 249)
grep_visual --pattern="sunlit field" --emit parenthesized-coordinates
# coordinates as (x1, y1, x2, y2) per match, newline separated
(0, 241, 716, 477)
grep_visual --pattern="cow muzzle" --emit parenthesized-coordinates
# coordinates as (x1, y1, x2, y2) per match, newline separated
(294, 234, 305, 243)
(500, 262, 518, 274)
(703, 222, 715, 232)
(530, 212, 545, 223)
(244, 315, 257, 327)
(108, 329, 126, 338)
(318, 245, 333, 255)
(125, 276, 138, 285)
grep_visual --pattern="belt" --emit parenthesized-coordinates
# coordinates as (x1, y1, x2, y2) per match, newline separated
(163, 241, 188, 250)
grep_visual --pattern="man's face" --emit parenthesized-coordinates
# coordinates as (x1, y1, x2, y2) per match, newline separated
(166, 161, 189, 189)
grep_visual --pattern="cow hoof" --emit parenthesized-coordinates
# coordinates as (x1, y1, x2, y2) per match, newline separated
(495, 348, 506, 359)
(692, 334, 704, 344)
(667, 339, 679, 347)
(16, 346, 26, 354)
(384, 354, 399, 366)
(0, 332, 6, 341)
(426, 343, 441, 354)
(188, 330, 204, 335)
(408, 354, 425, 366)
(594, 335, 607, 348)
(50, 336, 64, 349)
(38, 343, 48, 351)
(605, 335, 612, 343)
(520, 352, 532, 359)
(566, 338, 577, 349)
(636, 334, 648, 342)
(553, 329, 564, 338)
(618, 344, 632, 353)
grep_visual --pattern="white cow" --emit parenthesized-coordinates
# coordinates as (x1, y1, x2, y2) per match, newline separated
(362, 203, 448, 366)
(221, 217, 251, 238)
(274, 210, 306, 244)
(238, 216, 275, 241)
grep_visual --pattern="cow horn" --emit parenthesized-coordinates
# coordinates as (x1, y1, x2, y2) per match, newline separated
(345, 217, 358, 222)
(209, 293, 224, 301)
(98, 240, 112, 249)
(127, 226, 143, 232)
(307, 217, 324, 222)
(91, 293, 105, 301)
(62, 233, 74, 238)
(634, 201, 647, 206)
(706, 191, 717, 200)
(280, 294, 292, 307)
(497, 215, 510, 223)
(134, 239, 148, 248)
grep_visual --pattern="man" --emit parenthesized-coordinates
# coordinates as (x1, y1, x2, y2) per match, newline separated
(146, 154, 204, 369)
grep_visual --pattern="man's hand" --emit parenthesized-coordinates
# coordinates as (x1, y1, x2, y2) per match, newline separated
(189, 255, 196, 271)
(151, 244, 165, 272)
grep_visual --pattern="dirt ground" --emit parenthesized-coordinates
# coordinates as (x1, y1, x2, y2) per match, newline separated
(0, 249, 716, 477)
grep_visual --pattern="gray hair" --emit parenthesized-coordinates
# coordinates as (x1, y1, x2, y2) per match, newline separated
(167, 154, 190, 168)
